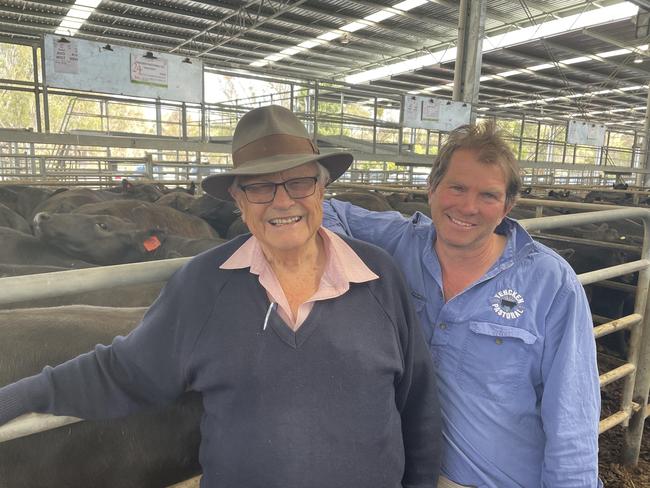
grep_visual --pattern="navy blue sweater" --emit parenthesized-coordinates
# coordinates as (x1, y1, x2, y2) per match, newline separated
(0, 235, 441, 487)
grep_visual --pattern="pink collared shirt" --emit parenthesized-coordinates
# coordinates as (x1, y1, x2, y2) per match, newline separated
(220, 227, 379, 329)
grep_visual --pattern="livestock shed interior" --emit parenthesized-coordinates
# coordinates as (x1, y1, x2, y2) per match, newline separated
(1, 0, 650, 486)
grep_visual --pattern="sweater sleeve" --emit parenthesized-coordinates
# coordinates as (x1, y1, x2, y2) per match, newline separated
(369, 256, 441, 488)
(0, 262, 209, 424)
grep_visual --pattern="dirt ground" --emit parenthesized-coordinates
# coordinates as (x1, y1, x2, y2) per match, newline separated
(598, 354, 650, 487)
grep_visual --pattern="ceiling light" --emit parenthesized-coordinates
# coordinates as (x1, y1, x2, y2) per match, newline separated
(346, 2, 638, 84)
(340, 33, 350, 45)
(341, 21, 367, 33)
(298, 40, 321, 49)
(317, 32, 341, 41)
(143, 51, 157, 59)
(634, 55, 643, 63)
(365, 11, 395, 23)
(393, 0, 427, 11)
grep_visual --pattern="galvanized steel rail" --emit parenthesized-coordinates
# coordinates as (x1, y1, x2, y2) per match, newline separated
(1, 207, 650, 465)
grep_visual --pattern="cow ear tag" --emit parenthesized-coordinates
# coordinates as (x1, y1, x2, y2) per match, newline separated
(143, 235, 161, 252)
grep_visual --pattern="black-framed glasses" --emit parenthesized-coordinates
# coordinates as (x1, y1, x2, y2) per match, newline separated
(239, 176, 319, 204)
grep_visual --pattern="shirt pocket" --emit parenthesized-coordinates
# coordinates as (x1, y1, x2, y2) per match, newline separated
(457, 321, 537, 402)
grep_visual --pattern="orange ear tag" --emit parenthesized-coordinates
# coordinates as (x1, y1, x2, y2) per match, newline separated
(143, 235, 162, 252)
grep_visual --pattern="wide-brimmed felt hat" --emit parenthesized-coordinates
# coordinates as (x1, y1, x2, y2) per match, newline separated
(201, 105, 353, 200)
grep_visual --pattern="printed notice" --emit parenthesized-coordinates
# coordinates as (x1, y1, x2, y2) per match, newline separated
(404, 96, 419, 122)
(54, 38, 79, 74)
(130, 53, 168, 87)
(421, 98, 441, 121)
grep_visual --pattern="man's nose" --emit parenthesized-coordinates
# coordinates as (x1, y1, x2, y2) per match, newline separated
(272, 183, 295, 206)
(459, 193, 479, 213)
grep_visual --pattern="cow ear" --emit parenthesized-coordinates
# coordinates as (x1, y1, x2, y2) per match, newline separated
(140, 228, 167, 253)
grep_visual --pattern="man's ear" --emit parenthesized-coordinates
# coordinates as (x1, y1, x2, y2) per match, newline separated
(229, 189, 246, 223)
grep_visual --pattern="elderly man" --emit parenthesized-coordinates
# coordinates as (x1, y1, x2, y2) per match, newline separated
(324, 122, 601, 488)
(0, 105, 441, 488)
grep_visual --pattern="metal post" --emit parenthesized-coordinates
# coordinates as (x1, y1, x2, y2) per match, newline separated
(181, 102, 187, 140)
(313, 82, 319, 142)
(518, 114, 525, 161)
(623, 212, 650, 464)
(452, 0, 487, 123)
(39, 38, 50, 133)
(373, 97, 378, 154)
(32, 45, 42, 133)
(339, 92, 344, 136)
(639, 82, 650, 187)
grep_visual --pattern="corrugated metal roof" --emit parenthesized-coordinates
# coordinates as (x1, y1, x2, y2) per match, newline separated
(0, 0, 647, 127)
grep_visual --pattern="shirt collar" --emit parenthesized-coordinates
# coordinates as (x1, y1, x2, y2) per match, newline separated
(220, 227, 379, 286)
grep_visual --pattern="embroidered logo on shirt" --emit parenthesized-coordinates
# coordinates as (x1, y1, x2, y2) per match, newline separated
(490, 289, 525, 319)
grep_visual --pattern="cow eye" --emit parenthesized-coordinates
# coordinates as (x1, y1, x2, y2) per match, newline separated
(96, 222, 108, 230)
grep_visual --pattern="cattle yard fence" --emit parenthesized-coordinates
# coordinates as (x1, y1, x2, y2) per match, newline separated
(0, 207, 649, 466)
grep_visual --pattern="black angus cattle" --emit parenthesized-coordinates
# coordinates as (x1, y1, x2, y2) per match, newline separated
(0, 202, 31, 234)
(225, 216, 250, 239)
(0, 227, 94, 268)
(327, 191, 394, 211)
(73, 200, 218, 239)
(107, 179, 166, 202)
(0, 305, 202, 488)
(34, 212, 225, 265)
(0, 185, 52, 220)
(155, 193, 240, 239)
(29, 188, 118, 219)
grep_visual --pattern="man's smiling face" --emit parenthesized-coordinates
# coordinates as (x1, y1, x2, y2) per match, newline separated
(232, 162, 324, 258)
(428, 148, 512, 254)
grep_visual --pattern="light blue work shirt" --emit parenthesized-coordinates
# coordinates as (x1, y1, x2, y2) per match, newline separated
(323, 199, 602, 488)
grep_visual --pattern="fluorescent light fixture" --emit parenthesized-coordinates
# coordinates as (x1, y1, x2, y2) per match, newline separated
(298, 40, 321, 49)
(619, 85, 644, 91)
(280, 47, 304, 55)
(318, 31, 342, 41)
(599, 48, 631, 58)
(67, 6, 94, 21)
(250, 60, 268, 67)
(76, 0, 102, 7)
(496, 70, 521, 77)
(247, 0, 431, 69)
(55, 0, 102, 37)
(365, 11, 395, 23)
(346, 2, 638, 84)
(346, 48, 456, 84)
(480, 75, 494, 81)
(265, 53, 285, 61)
(341, 21, 367, 32)
(562, 56, 591, 64)
(393, 0, 427, 10)
(527, 63, 555, 71)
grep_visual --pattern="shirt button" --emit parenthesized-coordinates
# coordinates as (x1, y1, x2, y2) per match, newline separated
(495, 338, 503, 345)
(439, 323, 447, 330)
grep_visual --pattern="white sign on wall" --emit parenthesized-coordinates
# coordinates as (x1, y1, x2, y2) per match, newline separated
(567, 119, 606, 147)
(402, 95, 471, 132)
(44, 34, 203, 103)
(130, 53, 168, 87)
(53, 38, 79, 74)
